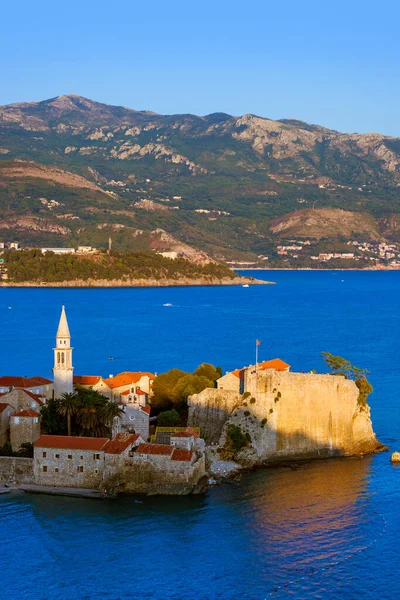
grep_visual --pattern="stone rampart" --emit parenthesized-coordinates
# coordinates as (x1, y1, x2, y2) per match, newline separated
(0, 457, 33, 483)
(188, 370, 379, 464)
(102, 455, 206, 495)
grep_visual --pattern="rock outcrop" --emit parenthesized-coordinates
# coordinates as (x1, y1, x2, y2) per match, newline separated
(188, 369, 381, 467)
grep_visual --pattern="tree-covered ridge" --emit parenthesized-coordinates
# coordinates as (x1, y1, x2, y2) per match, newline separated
(3, 249, 236, 283)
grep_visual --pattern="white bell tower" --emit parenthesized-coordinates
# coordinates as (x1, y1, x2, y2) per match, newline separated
(53, 305, 74, 398)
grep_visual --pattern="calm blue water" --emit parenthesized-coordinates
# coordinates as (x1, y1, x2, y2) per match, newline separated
(1, 270, 400, 599)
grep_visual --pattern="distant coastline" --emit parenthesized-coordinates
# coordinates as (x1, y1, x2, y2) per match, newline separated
(0, 275, 273, 288)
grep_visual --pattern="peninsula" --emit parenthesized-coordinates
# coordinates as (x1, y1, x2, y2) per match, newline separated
(0, 307, 383, 497)
(0, 249, 270, 287)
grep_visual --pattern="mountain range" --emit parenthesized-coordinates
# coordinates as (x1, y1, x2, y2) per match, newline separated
(2, 94, 400, 265)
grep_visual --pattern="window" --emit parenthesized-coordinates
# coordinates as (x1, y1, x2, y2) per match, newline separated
(77, 466, 84, 473)
(34, 418, 38, 423)
(94, 453, 101, 460)
(94, 469, 99, 474)
(68, 454, 72, 459)
(55, 454, 60, 459)
(55, 468, 59, 473)
(57, 352, 60, 365)
(80, 455, 84, 460)
(61, 353, 65, 364)
(14, 417, 20, 424)
(43, 466, 47, 472)
(43, 451, 47, 458)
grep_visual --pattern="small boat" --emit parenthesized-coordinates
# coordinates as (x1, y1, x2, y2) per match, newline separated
(242, 284, 249, 288)
(163, 303, 173, 307)
(108, 356, 113, 360)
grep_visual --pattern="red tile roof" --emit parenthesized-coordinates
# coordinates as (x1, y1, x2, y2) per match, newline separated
(34, 435, 109, 451)
(12, 409, 40, 418)
(259, 358, 290, 371)
(104, 433, 141, 454)
(172, 431, 194, 438)
(231, 369, 244, 379)
(103, 372, 155, 389)
(140, 405, 151, 415)
(121, 389, 147, 396)
(31, 376, 53, 385)
(0, 376, 45, 389)
(136, 443, 173, 456)
(73, 375, 104, 386)
(0, 403, 12, 414)
(171, 448, 193, 462)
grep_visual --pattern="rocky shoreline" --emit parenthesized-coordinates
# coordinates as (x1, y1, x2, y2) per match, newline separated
(0, 275, 273, 288)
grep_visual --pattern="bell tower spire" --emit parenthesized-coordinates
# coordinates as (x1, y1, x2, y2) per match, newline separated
(53, 305, 74, 398)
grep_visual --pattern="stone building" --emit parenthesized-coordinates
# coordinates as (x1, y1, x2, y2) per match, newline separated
(10, 409, 41, 452)
(118, 388, 151, 440)
(102, 372, 155, 401)
(0, 388, 47, 412)
(53, 306, 74, 398)
(103, 433, 144, 474)
(0, 403, 14, 446)
(34, 435, 109, 488)
(216, 359, 290, 394)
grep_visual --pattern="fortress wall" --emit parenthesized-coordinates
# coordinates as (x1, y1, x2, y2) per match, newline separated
(189, 371, 378, 462)
(188, 388, 241, 443)
(0, 457, 33, 483)
(102, 455, 206, 495)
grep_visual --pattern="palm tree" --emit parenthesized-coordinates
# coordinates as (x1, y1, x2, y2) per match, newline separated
(57, 392, 79, 436)
(99, 402, 124, 436)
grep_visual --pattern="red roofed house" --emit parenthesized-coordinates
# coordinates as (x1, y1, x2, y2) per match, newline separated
(170, 427, 199, 451)
(34, 435, 109, 488)
(104, 432, 144, 474)
(103, 372, 155, 401)
(0, 376, 53, 400)
(0, 388, 47, 414)
(10, 409, 41, 452)
(73, 375, 112, 397)
(217, 359, 290, 393)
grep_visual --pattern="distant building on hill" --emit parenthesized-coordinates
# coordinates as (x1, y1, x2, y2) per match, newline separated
(41, 248, 75, 254)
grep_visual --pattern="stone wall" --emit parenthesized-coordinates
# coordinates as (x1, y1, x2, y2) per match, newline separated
(102, 455, 206, 495)
(0, 457, 33, 482)
(188, 370, 379, 465)
(188, 388, 242, 442)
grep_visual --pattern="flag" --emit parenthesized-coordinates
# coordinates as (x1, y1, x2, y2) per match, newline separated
(256, 340, 261, 345)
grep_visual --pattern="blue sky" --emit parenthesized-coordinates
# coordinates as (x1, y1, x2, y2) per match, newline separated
(1, 0, 400, 135)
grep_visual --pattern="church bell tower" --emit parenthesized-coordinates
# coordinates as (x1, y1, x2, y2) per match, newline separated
(53, 305, 74, 398)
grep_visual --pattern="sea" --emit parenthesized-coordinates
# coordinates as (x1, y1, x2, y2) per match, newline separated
(0, 270, 399, 600)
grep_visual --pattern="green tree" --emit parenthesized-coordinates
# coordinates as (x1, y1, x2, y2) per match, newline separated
(151, 369, 187, 409)
(40, 399, 67, 435)
(171, 374, 213, 404)
(18, 442, 34, 458)
(321, 352, 368, 379)
(98, 401, 124, 432)
(193, 363, 222, 382)
(57, 392, 79, 437)
(157, 409, 181, 426)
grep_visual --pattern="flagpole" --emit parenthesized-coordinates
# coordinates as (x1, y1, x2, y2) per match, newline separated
(256, 339, 258, 371)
